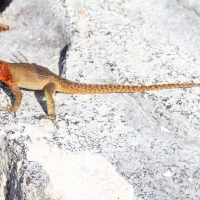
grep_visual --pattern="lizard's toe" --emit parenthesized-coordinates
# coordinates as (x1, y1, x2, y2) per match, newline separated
(0, 105, 17, 116)
(39, 114, 59, 129)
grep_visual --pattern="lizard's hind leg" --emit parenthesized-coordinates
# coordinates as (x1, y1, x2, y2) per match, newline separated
(39, 82, 59, 129)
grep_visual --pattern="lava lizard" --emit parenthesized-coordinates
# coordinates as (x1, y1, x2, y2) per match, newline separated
(0, 60, 199, 128)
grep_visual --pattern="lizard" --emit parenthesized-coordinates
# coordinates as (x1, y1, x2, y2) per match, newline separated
(0, 60, 200, 128)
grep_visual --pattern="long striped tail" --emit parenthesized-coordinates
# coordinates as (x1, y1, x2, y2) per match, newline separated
(58, 78, 200, 94)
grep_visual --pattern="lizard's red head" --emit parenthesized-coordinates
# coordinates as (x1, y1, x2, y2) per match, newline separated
(0, 60, 14, 84)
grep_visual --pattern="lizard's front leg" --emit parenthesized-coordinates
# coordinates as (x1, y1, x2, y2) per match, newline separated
(0, 83, 22, 117)
(39, 82, 59, 128)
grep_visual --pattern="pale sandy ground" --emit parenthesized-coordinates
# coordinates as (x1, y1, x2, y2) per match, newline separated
(1, 0, 200, 199)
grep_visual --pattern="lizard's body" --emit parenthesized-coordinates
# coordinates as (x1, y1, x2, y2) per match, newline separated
(0, 60, 199, 128)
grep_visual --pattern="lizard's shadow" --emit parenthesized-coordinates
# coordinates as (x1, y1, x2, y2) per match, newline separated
(34, 90, 47, 114)
(0, 81, 15, 105)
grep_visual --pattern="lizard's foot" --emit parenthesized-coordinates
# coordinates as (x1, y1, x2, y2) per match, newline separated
(39, 114, 59, 129)
(0, 105, 17, 117)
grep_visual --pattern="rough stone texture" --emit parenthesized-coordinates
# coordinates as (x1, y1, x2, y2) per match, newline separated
(1, 0, 200, 199)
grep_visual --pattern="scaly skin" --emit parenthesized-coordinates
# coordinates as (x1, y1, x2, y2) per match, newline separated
(0, 60, 199, 128)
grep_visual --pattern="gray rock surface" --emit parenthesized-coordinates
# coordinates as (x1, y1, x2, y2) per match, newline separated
(1, 0, 200, 199)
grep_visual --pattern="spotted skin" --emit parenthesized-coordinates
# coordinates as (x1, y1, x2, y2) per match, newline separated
(0, 60, 199, 128)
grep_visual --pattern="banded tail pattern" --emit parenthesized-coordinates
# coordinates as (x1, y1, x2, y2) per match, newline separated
(58, 78, 200, 94)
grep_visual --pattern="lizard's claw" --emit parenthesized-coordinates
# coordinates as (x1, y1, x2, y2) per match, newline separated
(0, 105, 17, 117)
(39, 114, 59, 129)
